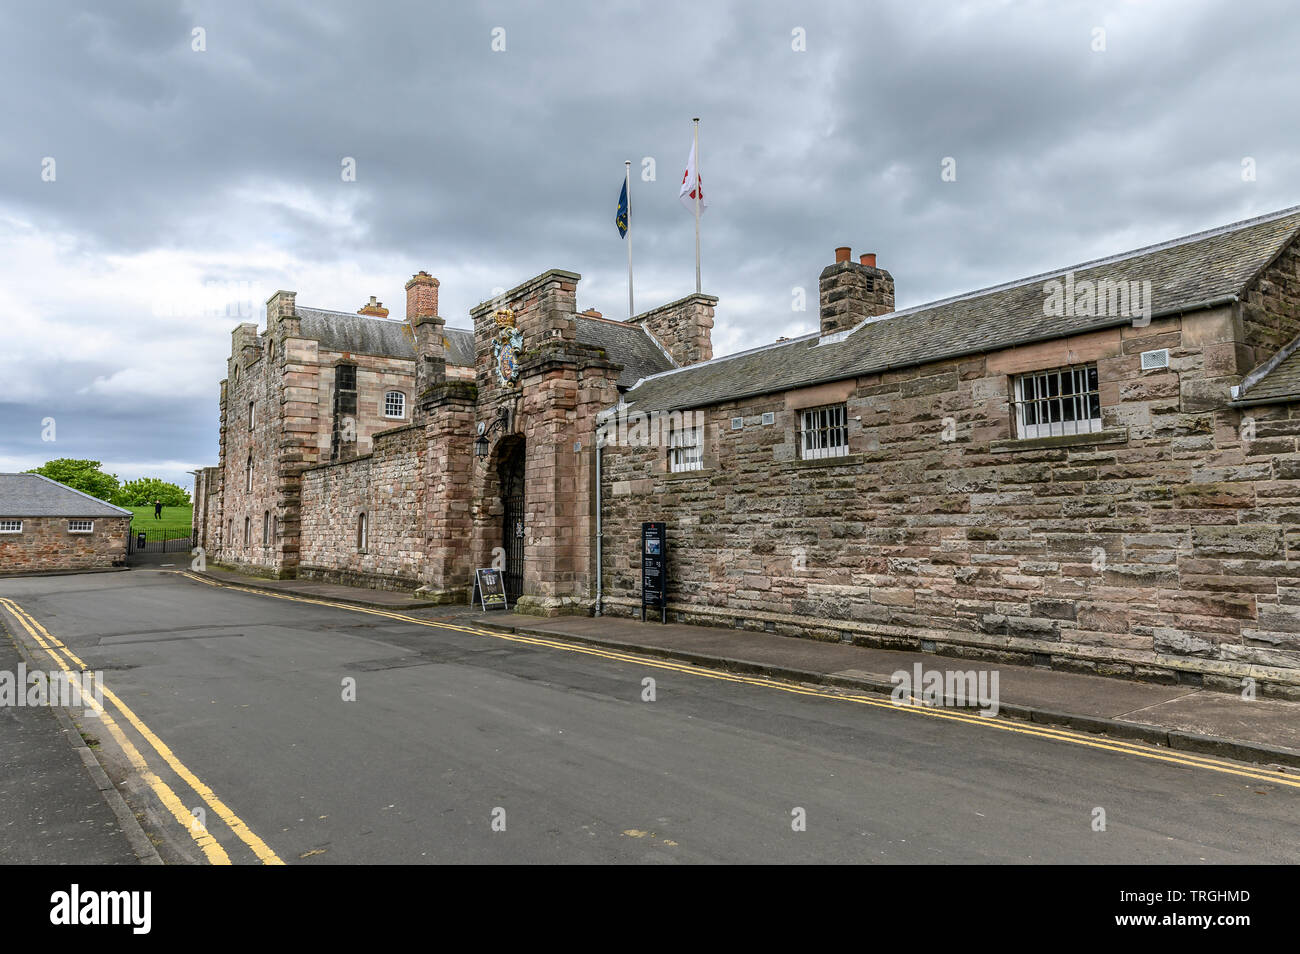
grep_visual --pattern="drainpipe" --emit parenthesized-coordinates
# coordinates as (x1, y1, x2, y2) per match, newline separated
(595, 431, 603, 617)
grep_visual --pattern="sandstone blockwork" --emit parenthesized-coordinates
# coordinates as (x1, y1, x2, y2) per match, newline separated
(199, 218, 1300, 695)
(600, 304, 1300, 695)
(0, 517, 130, 573)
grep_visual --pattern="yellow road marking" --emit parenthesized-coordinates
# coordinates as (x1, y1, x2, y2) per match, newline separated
(0, 597, 230, 864)
(0, 596, 284, 865)
(174, 571, 1300, 791)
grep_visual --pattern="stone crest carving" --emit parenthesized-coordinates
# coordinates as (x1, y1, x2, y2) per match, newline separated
(492, 308, 523, 387)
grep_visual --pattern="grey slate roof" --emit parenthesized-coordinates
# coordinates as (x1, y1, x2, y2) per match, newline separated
(297, 307, 476, 366)
(296, 305, 672, 386)
(575, 314, 676, 388)
(621, 206, 1300, 413)
(1237, 342, 1300, 403)
(0, 474, 132, 518)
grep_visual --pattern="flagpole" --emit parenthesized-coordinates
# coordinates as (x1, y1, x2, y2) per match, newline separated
(692, 117, 701, 294)
(625, 160, 634, 319)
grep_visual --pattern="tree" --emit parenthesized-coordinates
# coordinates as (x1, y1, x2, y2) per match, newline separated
(26, 459, 120, 502)
(113, 478, 191, 508)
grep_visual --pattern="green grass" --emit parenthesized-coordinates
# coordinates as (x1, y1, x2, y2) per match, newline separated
(128, 505, 193, 536)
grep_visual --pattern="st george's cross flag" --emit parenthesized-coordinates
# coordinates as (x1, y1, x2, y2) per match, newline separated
(678, 140, 708, 213)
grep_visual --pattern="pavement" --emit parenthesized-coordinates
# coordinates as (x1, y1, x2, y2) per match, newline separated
(0, 624, 156, 864)
(198, 565, 1300, 769)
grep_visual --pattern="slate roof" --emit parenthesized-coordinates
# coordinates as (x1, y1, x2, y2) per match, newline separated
(621, 206, 1300, 413)
(0, 474, 132, 518)
(296, 306, 674, 387)
(575, 314, 675, 388)
(1236, 340, 1300, 403)
(297, 308, 477, 366)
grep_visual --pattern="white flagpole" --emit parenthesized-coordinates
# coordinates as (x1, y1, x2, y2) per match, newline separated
(625, 160, 634, 319)
(692, 117, 701, 294)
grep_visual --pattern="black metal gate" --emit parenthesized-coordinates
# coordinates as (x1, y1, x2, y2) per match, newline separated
(499, 442, 525, 604)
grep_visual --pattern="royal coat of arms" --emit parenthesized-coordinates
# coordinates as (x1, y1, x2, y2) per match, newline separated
(492, 308, 523, 387)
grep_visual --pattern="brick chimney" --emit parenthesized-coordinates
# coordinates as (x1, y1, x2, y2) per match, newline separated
(818, 247, 894, 337)
(406, 272, 446, 400)
(406, 271, 439, 320)
(358, 296, 389, 317)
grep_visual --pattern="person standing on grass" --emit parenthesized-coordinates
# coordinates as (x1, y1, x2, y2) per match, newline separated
(154, 500, 162, 520)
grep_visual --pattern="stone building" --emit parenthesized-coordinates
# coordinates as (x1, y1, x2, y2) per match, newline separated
(0, 474, 131, 574)
(198, 206, 1300, 693)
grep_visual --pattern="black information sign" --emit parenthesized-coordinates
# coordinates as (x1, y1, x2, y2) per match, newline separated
(641, 522, 666, 623)
(471, 567, 509, 611)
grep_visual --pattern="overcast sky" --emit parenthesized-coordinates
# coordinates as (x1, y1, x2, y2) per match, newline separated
(2, 0, 1297, 488)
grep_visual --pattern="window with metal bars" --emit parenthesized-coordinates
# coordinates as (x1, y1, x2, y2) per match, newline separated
(800, 404, 849, 459)
(668, 425, 703, 472)
(1012, 364, 1102, 440)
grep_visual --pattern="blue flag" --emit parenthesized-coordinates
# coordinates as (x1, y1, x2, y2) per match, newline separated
(616, 179, 629, 238)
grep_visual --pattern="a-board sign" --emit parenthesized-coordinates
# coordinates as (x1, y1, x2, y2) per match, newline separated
(471, 567, 509, 611)
(641, 522, 666, 623)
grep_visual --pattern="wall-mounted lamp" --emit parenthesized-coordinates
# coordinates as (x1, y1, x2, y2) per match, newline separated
(474, 406, 512, 459)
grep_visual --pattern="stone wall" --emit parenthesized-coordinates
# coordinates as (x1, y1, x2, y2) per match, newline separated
(628, 294, 716, 366)
(1239, 238, 1300, 371)
(600, 305, 1300, 695)
(298, 422, 427, 590)
(0, 516, 130, 573)
(217, 329, 284, 575)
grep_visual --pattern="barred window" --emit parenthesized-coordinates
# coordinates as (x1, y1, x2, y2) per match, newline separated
(1013, 364, 1101, 440)
(384, 390, 406, 419)
(800, 404, 849, 459)
(0, 519, 22, 533)
(68, 520, 94, 533)
(669, 425, 703, 472)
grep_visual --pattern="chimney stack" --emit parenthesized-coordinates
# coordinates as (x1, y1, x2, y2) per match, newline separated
(819, 246, 894, 337)
(358, 296, 389, 317)
(405, 271, 439, 319)
(406, 271, 446, 406)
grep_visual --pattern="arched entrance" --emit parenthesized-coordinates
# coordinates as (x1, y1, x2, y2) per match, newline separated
(498, 438, 526, 604)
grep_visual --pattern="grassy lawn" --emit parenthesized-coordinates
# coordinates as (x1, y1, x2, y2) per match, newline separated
(128, 505, 193, 536)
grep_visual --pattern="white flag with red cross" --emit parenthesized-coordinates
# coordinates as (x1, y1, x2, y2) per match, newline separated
(678, 140, 708, 213)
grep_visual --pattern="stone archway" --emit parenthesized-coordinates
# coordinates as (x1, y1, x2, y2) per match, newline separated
(497, 436, 526, 603)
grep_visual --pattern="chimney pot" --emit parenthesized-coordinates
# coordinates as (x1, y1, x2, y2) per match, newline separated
(357, 295, 389, 317)
(860, 253, 876, 268)
(835, 246, 852, 263)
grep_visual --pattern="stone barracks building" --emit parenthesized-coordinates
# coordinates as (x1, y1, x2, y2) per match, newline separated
(197, 206, 1300, 695)
(0, 474, 131, 574)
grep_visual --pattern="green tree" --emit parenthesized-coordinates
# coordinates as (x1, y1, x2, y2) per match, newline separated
(26, 459, 120, 502)
(114, 478, 191, 508)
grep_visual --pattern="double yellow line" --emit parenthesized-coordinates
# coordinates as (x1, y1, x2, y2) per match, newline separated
(0, 596, 284, 865)
(175, 571, 1300, 792)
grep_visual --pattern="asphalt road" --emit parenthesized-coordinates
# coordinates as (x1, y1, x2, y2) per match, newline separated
(2, 569, 1297, 864)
